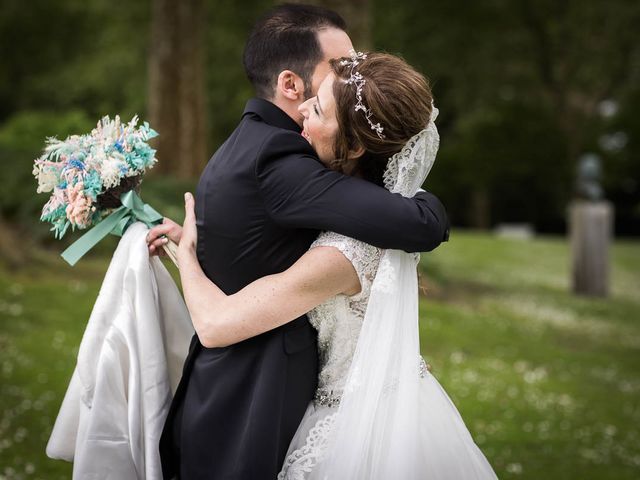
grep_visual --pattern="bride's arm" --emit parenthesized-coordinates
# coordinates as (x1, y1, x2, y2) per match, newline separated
(175, 193, 361, 348)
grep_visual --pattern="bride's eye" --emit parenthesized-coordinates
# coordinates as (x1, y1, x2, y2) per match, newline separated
(313, 104, 320, 116)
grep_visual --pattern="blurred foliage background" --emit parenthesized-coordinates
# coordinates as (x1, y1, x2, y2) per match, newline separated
(1, 0, 639, 479)
(1, 0, 639, 238)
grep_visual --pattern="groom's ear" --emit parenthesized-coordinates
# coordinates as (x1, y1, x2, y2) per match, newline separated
(276, 70, 305, 101)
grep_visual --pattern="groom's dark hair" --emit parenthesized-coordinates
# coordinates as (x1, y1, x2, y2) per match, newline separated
(243, 3, 347, 100)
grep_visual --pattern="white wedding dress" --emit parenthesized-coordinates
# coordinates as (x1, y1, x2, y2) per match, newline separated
(278, 109, 498, 479)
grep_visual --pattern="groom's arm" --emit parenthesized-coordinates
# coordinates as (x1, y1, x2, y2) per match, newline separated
(256, 130, 449, 252)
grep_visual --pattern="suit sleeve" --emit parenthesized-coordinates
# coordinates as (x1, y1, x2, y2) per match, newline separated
(255, 130, 450, 252)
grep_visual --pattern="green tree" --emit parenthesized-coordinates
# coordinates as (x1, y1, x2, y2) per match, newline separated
(148, 0, 207, 178)
(375, 0, 640, 230)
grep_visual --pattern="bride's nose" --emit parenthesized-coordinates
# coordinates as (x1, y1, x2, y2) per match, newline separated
(298, 99, 310, 118)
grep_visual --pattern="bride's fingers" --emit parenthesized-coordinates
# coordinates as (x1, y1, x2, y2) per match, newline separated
(150, 237, 169, 249)
(147, 222, 173, 243)
(184, 192, 195, 223)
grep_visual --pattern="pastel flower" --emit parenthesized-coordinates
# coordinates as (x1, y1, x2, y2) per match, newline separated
(36, 168, 59, 193)
(33, 160, 62, 194)
(82, 169, 103, 200)
(41, 189, 64, 217)
(100, 157, 127, 190)
(65, 182, 94, 227)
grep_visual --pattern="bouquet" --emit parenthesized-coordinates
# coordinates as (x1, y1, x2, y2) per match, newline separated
(33, 115, 178, 266)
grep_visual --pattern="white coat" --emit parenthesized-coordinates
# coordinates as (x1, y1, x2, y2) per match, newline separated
(46, 222, 194, 479)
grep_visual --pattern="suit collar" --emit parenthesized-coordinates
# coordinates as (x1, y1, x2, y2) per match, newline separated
(243, 98, 302, 133)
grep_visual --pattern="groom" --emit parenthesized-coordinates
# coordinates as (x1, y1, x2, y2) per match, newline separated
(149, 4, 450, 479)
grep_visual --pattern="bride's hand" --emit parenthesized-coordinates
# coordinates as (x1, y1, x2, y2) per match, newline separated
(147, 217, 182, 257)
(178, 192, 198, 262)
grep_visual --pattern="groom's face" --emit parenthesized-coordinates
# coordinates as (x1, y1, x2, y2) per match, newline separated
(308, 28, 353, 99)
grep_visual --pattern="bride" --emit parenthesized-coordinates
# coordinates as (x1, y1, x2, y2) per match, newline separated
(175, 51, 498, 479)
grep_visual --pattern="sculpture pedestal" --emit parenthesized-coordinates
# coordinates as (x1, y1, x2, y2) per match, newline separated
(569, 201, 613, 297)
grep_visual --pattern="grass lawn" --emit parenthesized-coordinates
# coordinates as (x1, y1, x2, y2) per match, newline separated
(1, 231, 638, 479)
(418, 231, 640, 479)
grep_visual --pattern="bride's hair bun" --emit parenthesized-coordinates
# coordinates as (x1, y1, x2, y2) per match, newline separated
(329, 53, 433, 185)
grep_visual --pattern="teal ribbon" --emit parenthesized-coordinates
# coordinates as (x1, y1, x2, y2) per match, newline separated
(61, 190, 163, 266)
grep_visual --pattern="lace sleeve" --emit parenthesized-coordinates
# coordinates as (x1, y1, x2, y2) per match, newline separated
(310, 231, 382, 299)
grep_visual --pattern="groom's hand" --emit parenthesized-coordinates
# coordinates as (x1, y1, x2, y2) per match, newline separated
(147, 217, 183, 257)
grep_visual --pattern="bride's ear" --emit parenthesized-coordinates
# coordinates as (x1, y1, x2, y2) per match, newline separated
(276, 70, 305, 101)
(347, 144, 366, 160)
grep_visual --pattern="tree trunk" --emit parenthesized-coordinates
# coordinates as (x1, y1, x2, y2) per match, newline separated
(469, 187, 490, 229)
(148, 0, 207, 178)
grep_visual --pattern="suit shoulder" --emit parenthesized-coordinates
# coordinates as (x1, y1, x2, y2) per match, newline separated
(258, 128, 316, 160)
(254, 127, 319, 177)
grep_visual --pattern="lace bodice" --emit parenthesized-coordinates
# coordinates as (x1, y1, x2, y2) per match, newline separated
(307, 231, 383, 403)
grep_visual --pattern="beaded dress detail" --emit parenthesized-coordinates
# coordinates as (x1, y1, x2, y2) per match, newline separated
(277, 232, 382, 479)
(308, 232, 383, 406)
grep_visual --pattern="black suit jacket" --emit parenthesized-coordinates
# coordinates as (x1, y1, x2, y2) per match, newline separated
(160, 98, 449, 479)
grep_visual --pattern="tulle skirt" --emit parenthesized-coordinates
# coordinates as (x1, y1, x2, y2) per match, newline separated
(277, 371, 498, 480)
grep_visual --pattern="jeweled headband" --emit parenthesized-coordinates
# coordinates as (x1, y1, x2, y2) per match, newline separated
(339, 50, 386, 139)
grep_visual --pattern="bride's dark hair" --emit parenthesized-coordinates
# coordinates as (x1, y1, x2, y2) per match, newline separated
(329, 53, 433, 185)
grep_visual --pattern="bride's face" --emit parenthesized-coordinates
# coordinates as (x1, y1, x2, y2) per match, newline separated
(298, 73, 339, 166)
